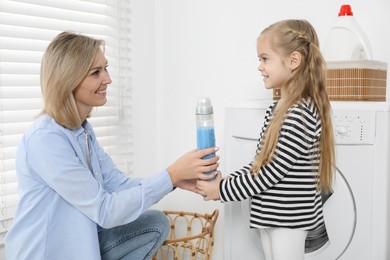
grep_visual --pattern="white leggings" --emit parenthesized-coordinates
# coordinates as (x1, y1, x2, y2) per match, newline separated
(260, 228, 308, 260)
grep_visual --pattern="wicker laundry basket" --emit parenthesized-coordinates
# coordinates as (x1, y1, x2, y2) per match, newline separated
(273, 60, 388, 101)
(326, 60, 387, 101)
(152, 209, 219, 260)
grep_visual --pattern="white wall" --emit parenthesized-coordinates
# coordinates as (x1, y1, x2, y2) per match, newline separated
(131, 1, 158, 177)
(132, 1, 390, 259)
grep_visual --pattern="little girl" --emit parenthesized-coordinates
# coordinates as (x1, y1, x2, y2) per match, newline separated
(197, 19, 335, 260)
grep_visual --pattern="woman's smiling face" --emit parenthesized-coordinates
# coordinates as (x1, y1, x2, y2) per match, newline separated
(73, 49, 112, 119)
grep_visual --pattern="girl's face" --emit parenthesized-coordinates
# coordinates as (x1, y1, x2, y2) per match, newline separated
(257, 37, 292, 91)
(73, 49, 112, 120)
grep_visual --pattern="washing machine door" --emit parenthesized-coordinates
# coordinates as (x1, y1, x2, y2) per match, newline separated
(305, 168, 356, 259)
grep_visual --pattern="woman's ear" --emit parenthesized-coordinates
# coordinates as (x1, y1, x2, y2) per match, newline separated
(290, 51, 302, 72)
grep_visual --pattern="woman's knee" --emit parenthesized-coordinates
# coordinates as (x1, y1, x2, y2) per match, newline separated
(142, 209, 170, 240)
(99, 210, 170, 260)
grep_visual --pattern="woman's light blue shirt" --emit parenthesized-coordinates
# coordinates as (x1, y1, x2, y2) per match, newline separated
(5, 115, 173, 260)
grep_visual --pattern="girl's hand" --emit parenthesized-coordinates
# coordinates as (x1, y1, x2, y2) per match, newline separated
(167, 147, 219, 187)
(174, 171, 218, 193)
(196, 171, 223, 201)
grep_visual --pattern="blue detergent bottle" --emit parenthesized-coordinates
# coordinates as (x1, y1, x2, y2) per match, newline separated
(196, 97, 216, 180)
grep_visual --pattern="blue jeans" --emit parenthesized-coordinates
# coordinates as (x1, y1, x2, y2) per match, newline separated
(98, 209, 170, 260)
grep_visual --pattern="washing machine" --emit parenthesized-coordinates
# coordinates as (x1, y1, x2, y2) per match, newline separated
(223, 100, 390, 260)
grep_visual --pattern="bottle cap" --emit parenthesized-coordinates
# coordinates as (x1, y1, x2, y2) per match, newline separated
(338, 4, 353, 16)
(196, 97, 213, 115)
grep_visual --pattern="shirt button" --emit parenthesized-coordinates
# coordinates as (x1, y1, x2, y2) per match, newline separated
(95, 172, 99, 176)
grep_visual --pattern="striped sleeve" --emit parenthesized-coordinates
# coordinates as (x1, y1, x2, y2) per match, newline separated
(220, 102, 320, 202)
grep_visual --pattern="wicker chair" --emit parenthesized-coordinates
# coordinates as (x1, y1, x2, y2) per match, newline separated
(153, 209, 219, 260)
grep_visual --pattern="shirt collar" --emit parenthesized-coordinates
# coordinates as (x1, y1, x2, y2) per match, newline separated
(72, 120, 92, 138)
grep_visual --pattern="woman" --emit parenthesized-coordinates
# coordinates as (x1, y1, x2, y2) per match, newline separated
(5, 31, 219, 260)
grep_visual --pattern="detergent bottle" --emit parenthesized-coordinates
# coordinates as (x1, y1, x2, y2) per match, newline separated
(196, 97, 216, 180)
(322, 4, 372, 61)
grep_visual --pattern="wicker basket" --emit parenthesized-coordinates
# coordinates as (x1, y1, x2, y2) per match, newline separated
(152, 209, 219, 260)
(272, 60, 388, 101)
(326, 60, 387, 101)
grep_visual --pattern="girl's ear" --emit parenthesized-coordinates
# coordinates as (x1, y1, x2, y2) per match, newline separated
(290, 51, 302, 72)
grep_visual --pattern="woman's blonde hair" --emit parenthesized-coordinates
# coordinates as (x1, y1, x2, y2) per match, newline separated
(251, 20, 335, 193)
(40, 31, 104, 129)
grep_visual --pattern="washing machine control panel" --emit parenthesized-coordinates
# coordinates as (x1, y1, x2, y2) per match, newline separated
(332, 111, 375, 145)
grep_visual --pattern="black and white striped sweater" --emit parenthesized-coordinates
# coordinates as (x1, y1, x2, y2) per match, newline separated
(220, 99, 325, 231)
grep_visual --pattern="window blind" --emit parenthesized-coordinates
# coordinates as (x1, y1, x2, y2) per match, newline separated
(0, 0, 132, 247)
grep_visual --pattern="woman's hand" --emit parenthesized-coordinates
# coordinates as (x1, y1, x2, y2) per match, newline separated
(166, 147, 219, 187)
(196, 171, 222, 201)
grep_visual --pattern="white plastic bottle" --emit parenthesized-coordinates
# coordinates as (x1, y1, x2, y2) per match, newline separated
(322, 4, 372, 61)
(196, 97, 216, 180)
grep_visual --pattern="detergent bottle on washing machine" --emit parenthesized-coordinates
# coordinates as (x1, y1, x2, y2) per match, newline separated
(322, 4, 373, 61)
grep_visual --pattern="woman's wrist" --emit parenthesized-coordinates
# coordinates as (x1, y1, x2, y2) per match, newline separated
(166, 166, 178, 187)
